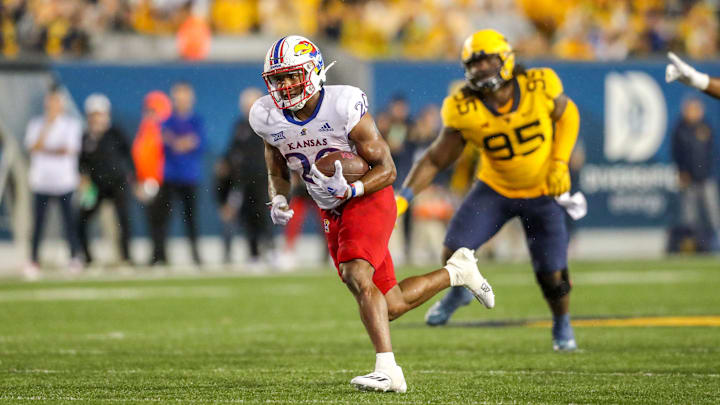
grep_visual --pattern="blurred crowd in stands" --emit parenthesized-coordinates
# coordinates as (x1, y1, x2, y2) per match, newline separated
(0, 0, 718, 60)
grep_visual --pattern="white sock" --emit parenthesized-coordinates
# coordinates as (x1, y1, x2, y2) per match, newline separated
(445, 265, 462, 287)
(375, 352, 397, 371)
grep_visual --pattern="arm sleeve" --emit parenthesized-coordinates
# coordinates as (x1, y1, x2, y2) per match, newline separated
(551, 98, 580, 163)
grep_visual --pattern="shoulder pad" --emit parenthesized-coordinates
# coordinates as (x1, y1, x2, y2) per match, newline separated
(331, 85, 369, 132)
(441, 86, 480, 129)
(248, 95, 277, 137)
(527, 67, 563, 100)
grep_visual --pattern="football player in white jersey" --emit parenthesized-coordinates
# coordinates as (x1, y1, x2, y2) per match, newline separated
(249, 35, 495, 393)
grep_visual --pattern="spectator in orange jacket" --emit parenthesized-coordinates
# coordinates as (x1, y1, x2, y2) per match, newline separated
(132, 90, 172, 265)
(133, 90, 172, 198)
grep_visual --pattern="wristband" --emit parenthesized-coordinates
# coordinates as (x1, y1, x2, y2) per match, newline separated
(350, 181, 365, 198)
(399, 187, 414, 202)
(271, 195, 288, 206)
(693, 72, 710, 91)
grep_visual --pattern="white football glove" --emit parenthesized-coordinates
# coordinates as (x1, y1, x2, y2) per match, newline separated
(310, 160, 349, 200)
(666, 52, 710, 90)
(269, 195, 294, 226)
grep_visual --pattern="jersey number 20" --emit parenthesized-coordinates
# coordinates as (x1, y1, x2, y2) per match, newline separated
(285, 148, 340, 184)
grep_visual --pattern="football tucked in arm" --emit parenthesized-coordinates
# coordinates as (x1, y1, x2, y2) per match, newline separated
(315, 151, 369, 183)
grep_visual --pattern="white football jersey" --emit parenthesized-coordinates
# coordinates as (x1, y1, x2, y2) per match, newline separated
(249, 85, 369, 210)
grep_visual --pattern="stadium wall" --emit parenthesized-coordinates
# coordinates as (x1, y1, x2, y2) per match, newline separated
(2, 60, 720, 268)
(54, 60, 720, 232)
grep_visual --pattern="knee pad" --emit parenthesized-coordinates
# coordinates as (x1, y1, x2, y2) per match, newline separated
(536, 269, 571, 300)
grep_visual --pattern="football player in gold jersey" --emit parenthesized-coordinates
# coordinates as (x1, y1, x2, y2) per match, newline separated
(396, 29, 580, 351)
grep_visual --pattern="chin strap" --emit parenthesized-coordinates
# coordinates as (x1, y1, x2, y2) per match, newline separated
(287, 95, 307, 111)
(319, 60, 337, 84)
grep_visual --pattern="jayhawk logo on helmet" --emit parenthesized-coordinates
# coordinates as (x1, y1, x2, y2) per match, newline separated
(294, 41, 318, 57)
(262, 35, 335, 111)
(461, 29, 515, 92)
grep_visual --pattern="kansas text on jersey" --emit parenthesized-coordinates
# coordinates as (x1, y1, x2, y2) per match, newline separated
(249, 85, 369, 210)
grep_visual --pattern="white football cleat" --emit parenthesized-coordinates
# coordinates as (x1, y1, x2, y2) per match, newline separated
(22, 262, 41, 282)
(553, 338, 578, 352)
(445, 247, 495, 309)
(350, 365, 407, 393)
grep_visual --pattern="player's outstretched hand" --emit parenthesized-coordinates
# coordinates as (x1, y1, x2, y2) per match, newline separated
(311, 160, 350, 199)
(270, 195, 294, 226)
(666, 52, 710, 90)
(547, 160, 570, 197)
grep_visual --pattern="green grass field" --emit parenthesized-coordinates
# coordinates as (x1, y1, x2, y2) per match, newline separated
(1, 257, 719, 404)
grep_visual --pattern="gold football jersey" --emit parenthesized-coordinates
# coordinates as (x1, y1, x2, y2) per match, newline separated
(441, 68, 563, 198)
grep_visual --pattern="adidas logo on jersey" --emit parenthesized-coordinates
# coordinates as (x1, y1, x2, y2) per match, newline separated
(318, 122, 334, 132)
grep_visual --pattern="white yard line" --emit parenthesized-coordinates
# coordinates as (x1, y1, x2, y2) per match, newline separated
(489, 270, 710, 286)
(0, 269, 711, 301)
(1, 267, 328, 284)
(2, 264, 717, 285)
(0, 286, 235, 302)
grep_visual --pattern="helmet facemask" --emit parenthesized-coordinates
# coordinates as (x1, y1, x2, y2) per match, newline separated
(263, 60, 319, 111)
(464, 54, 508, 93)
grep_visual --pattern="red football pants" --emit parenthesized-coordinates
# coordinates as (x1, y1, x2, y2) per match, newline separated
(320, 186, 397, 294)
